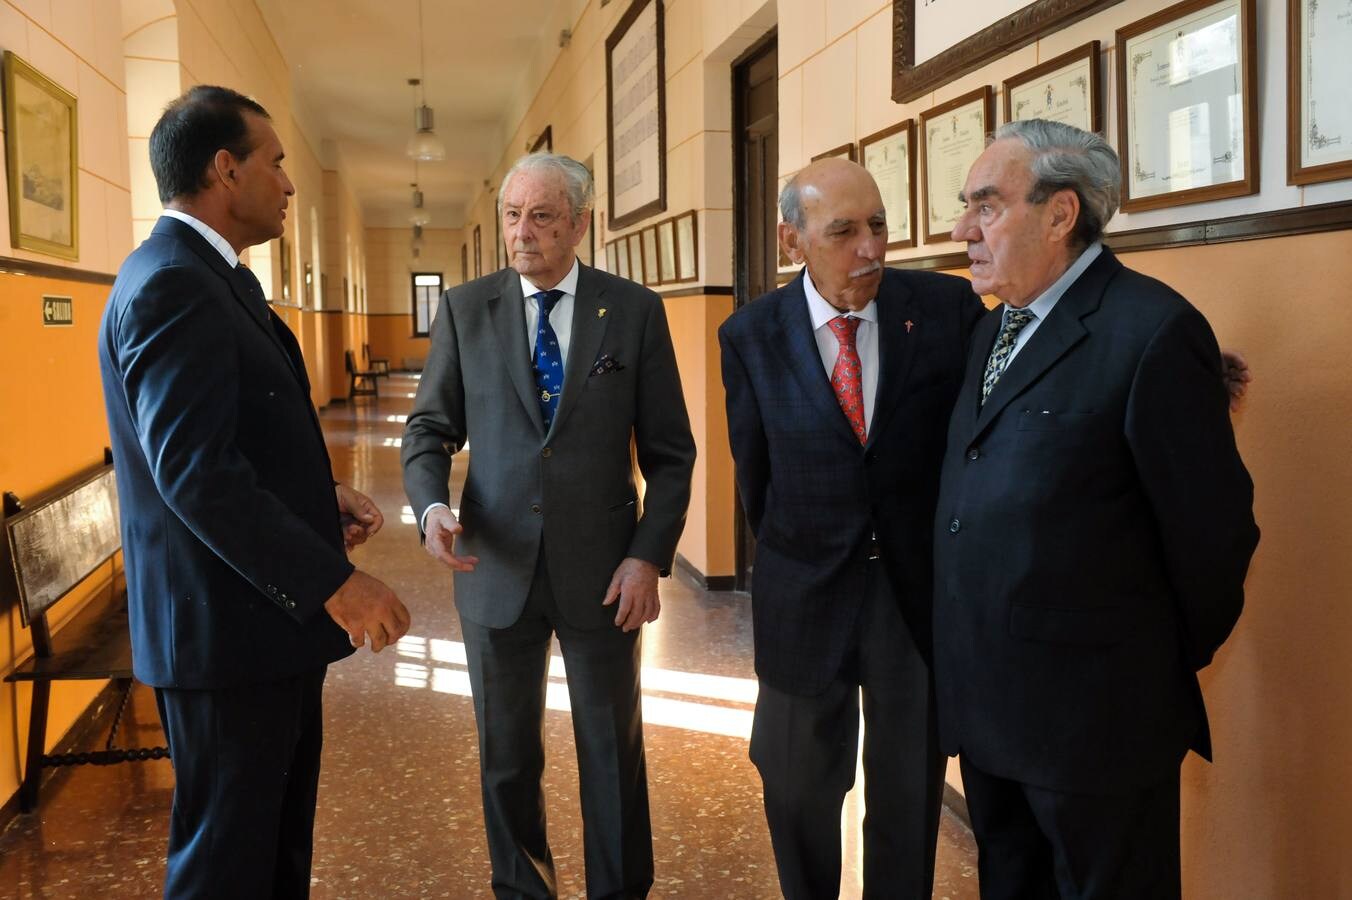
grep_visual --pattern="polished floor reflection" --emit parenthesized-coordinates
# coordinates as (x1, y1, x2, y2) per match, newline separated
(0, 374, 977, 898)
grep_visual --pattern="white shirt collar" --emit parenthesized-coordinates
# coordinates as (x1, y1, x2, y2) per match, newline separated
(520, 257, 581, 302)
(1011, 241, 1103, 322)
(803, 267, 878, 330)
(161, 208, 240, 268)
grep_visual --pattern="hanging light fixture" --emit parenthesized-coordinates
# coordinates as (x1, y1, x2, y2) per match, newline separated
(409, 160, 432, 226)
(405, 0, 445, 161)
(411, 223, 424, 258)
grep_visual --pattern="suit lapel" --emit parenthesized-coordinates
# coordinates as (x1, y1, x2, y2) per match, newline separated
(968, 248, 1122, 440)
(775, 274, 860, 445)
(550, 263, 610, 437)
(487, 269, 547, 436)
(866, 274, 919, 448)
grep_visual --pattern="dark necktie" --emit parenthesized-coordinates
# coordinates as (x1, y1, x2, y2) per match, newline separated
(981, 308, 1036, 404)
(827, 315, 867, 444)
(531, 289, 566, 429)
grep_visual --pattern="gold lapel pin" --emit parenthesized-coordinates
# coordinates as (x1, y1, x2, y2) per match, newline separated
(598, 308, 607, 318)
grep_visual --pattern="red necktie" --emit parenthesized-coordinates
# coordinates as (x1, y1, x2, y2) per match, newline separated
(827, 316, 866, 444)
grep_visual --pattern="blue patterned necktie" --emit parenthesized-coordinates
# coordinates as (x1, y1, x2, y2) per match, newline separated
(531, 289, 566, 428)
(981, 308, 1036, 404)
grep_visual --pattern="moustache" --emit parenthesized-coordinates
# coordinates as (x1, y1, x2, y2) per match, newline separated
(849, 260, 882, 279)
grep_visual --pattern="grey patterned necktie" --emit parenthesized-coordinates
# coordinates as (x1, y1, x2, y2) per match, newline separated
(981, 308, 1036, 404)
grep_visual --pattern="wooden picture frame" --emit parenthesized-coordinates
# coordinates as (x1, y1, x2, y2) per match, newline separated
(531, 125, 553, 154)
(626, 232, 644, 283)
(858, 120, 917, 251)
(473, 225, 482, 278)
(614, 238, 631, 280)
(606, 238, 620, 273)
(891, 0, 1123, 103)
(1003, 41, 1101, 133)
(2, 52, 78, 260)
(656, 216, 677, 283)
(1287, 0, 1352, 186)
(641, 225, 660, 285)
(811, 143, 857, 163)
(919, 86, 993, 245)
(674, 210, 697, 282)
(606, 0, 667, 230)
(1116, 0, 1258, 213)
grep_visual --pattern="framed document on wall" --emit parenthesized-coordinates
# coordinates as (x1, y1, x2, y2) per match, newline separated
(920, 86, 993, 244)
(473, 225, 482, 278)
(606, 0, 666, 229)
(614, 239, 631, 280)
(641, 226, 660, 285)
(1116, 0, 1258, 213)
(1287, 0, 1352, 186)
(859, 120, 916, 250)
(626, 233, 644, 283)
(606, 238, 619, 274)
(1003, 42, 1101, 132)
(656, 217, 677, 283)
(811, 143, 857, 163)
(675, 211, 697, 282)
(3, 52, 78, 260)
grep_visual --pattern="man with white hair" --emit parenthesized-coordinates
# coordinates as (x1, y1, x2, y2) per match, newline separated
(933, 119, 1259, 897)
(402, 153, 695, 899)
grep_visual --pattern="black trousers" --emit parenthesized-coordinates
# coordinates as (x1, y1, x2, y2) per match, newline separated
(750, 559, 944, 900)
(960, 757, 1182, 900)
(459, 552, 652, 900)
(154, 667, 328, 900)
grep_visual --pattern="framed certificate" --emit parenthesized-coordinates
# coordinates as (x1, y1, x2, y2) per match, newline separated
(1003, 42, 1101, 133)
(920, 86, 993, 245)
(811, 143, 857, 163)
(626, 233, 644, 283)
(858, 120, 916, 250)
(641, 225, 660, 285)
(1287, 0, 1352, 186)
(675, 211, 697, 282)
(606, 238, 620, 274)
(606, 0, 667, 229)
(657, 217, 677, 283)
(615, 239, 631, 280)
(1116, 0, 1258, 213)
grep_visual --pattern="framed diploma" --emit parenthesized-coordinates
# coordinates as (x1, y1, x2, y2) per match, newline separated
(615, 239, 631, 280)
(1116, 0, 1258, 213)
(606, 0, 667, 229)
(641, 225, 660, 285)
(606, 239, 619, 273)
(657, 217, 677, 283)
(919, 86, 993, 245)
(1287, 0, 1352, 186)
(626, 233, 644, 283)
(473, 225, 482, 278)
(811, 143, 857, 163)
(858, 120, 917, 250)
(1003, 42, 1101, 133)
(675, 211, 697, 282)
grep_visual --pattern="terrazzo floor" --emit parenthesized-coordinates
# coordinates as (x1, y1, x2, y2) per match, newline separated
(0, 373, 978, 898)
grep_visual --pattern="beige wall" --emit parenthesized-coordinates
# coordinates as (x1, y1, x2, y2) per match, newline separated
(362, 225, 463, 373)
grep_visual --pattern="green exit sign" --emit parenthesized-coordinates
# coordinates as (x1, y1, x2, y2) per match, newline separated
(42, 295, 73, 326)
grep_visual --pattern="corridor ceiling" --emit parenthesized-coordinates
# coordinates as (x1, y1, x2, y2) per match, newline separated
(256, 0, 588, 230)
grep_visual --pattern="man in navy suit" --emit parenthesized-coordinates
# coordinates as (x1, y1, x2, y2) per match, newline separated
(99, 86, 410, 899)
(933, 119, 1258, 897)
(719, 158, 985, 898)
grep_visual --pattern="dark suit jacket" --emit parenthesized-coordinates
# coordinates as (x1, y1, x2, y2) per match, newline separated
(401, 263, 696, 630)
(99, 216, 354, 689)
(719, 268, 985, 696)
(932, 248, 1259, 795)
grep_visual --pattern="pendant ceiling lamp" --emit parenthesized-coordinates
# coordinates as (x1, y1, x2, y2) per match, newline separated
(410, 159, 431, 226)
(406, 0, 445, 162)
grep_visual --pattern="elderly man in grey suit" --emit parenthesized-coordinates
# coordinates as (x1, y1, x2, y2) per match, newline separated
(402, 152, 696, 900)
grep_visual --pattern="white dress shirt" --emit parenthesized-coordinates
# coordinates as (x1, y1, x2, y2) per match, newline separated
(162, 208, 239, 268)
(1002, 241, 1103, 365)
(521, 259, 580, 364)
(804, 268, 880, 434)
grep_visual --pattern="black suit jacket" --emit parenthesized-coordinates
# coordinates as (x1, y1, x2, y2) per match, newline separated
(99, 216, 354, 689)
(720, 268, 984, 695)
(932, 248, 1259, 794)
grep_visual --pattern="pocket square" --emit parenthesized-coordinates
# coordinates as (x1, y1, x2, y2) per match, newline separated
(589, 354, 625, 377)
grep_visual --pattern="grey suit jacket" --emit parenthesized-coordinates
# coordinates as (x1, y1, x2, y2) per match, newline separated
(402, 263, 696, 630)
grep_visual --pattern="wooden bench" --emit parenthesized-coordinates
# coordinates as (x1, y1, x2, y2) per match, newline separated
(345, 349, 380, 399)
(1, 454, 168, 812)
(363, 342, 390, 378)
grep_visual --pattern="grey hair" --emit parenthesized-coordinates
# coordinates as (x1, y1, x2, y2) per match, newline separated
(993, 119, 1120, 246)
(779, 174, 808, 229)
(500, 152, 595, 221)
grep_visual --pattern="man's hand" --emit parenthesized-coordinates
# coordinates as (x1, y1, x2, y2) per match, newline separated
(324, 569, 410, 652)
(1220, 349, 1251, 412)
(336, 484, 384, 551)
(602, 557, 660, 632)
(424, 505, 479, 572)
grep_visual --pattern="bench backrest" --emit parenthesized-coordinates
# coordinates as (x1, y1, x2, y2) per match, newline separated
(344, 349, 357, 374)
(1, 462, 120, 629)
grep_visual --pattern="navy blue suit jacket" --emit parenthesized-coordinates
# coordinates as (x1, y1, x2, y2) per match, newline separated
(719, 268, 984, 695)
(933, 248, 1258, 794)
(99, 216, 354, 689)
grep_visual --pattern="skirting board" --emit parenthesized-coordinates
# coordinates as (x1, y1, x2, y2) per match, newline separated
(673, 552, 737, 592)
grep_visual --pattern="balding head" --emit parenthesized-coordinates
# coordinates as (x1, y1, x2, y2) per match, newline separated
(778, 158, 887, 311)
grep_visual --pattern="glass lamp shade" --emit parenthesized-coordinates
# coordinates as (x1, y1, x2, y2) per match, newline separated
(407, 105, 446, 161)
(410, 208, 432, 226)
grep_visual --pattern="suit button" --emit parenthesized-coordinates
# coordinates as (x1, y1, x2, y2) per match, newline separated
(967, 447, 980, 460)
(531, 504, 541, 514)
(949, 518, 961, 533)
(541, 448, 552, 458)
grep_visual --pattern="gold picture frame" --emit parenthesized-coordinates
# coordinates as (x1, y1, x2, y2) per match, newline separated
(3, 51, 78, 260)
